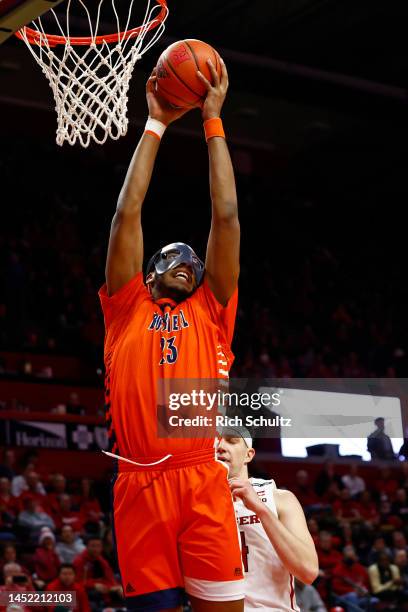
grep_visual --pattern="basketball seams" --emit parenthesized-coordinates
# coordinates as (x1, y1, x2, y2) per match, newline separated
(164, 49, 203, 98)
(184, 39, 200, 72)
(184, 40, 221, 84)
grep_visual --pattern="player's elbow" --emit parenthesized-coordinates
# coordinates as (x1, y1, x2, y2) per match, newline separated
(299, 559, 319, 585)
(117, 190, 144, 214)
(211, 200, 239, 224)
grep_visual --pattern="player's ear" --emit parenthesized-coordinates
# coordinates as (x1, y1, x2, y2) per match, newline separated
(145, 271, 155, 286)
(245, 448, 255, 465)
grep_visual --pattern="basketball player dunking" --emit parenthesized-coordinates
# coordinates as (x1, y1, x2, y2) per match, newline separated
(99, 60, 244, 611)
(217, 431, 319, 611)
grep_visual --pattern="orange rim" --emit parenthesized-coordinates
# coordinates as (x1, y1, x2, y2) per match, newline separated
(15, 0, 167, 47)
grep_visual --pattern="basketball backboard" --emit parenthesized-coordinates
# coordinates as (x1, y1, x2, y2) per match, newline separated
(0, 0, 65, 44)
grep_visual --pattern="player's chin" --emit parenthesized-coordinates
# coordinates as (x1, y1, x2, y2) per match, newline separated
(170, 279, 194, 294)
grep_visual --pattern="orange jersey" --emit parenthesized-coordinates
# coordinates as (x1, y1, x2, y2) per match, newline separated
(99, 273, 238, 458)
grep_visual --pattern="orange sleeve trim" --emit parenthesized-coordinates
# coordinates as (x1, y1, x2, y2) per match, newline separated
(203, 117, 225, 142)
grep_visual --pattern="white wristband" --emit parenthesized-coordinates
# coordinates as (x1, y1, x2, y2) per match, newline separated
(145, 117, 167, 140)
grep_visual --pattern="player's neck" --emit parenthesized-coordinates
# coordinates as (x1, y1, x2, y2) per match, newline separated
(239, 465, 250, 480)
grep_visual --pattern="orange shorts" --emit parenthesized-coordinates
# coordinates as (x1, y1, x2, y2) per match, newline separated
(111, 448, 244, 611)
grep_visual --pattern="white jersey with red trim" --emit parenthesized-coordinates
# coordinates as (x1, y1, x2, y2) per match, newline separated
(235, 478, 300, 611)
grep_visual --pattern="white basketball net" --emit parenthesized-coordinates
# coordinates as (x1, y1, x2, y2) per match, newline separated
(18, 0, 168, 147)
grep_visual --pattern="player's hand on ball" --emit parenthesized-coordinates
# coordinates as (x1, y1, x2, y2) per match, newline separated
(229, 478, 263, 514)
(146, 69, 191, 125)
(197, 58, 228, 120)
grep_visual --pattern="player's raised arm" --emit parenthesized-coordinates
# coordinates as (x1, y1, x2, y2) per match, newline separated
(105, 69, 190, 296)
(197, 59, 240, 306)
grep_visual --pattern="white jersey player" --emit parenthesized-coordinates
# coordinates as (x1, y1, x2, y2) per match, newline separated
(217, 431, 318, 611)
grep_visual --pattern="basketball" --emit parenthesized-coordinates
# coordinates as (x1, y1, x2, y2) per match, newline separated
(155, 39, 222, 108)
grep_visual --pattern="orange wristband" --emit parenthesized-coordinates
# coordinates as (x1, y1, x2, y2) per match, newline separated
(203, 117, 225, 142)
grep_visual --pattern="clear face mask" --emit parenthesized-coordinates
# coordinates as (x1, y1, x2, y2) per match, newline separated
(148, 242, 205, 285)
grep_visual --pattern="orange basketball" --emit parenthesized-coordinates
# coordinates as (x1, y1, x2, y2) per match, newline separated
(155, 39, 222, 108)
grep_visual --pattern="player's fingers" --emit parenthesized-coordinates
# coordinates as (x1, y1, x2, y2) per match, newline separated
(197, 70, 212, 91)
(207, 59, 220, 87)
(220, 58, 228, 81)
(229, 481, 246, 494)
(148, 67, 157, 81)
(220, 58, 229, 90)
(228, 477, 241, 486)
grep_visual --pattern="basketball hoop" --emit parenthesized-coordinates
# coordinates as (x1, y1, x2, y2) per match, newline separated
(15, 0, 168, 147)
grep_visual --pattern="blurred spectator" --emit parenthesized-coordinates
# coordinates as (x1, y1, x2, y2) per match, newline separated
(394, 549, 408, 594)
(17, 472, 48, 511)
(357, 491, 379, 528)
(66, 392, 85, 416)
(47, 564, 90, 612)
(0, 478, 19, 526)
(0, 562, 35, 611)
(315, 462, 344, 500)
(0, 543, 17, 572)
(366, 536, 392, 566)
(391, 489, 408, 522)
(76, 479, 103, 535)
(47, 474, 67, 518)
(292, 469, 320, 508)
(55, 494, 84, 532)
(317, 531, 343, 571)
(316, 531, 342, 601)
(367, 418, 395, 461)
(33, 528, 60, 585)
(56, 525, 85, 565)
(73, 537, 122, 608)
(295, 578, 327, 612)
(378, 499, 402, 532)
(374, 467, 399, 500)
(0, 450, 16, 480)
(391, 530, 408, 557)
(17, 496, 55, 542)
(0, 544, 29, 577)
(368, 551, 403, 606)
(331, 545, 376, 610)
(11, 465, 46, 498)
(332, 488, 362, 525)
(341, 464, 365, 498)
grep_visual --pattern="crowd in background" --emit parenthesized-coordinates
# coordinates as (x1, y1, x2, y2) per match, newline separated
(1, 136, 408, 382)
(1, 451, 408, 611)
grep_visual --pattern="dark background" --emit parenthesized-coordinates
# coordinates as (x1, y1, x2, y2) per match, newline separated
(1, 0, 408, 396)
